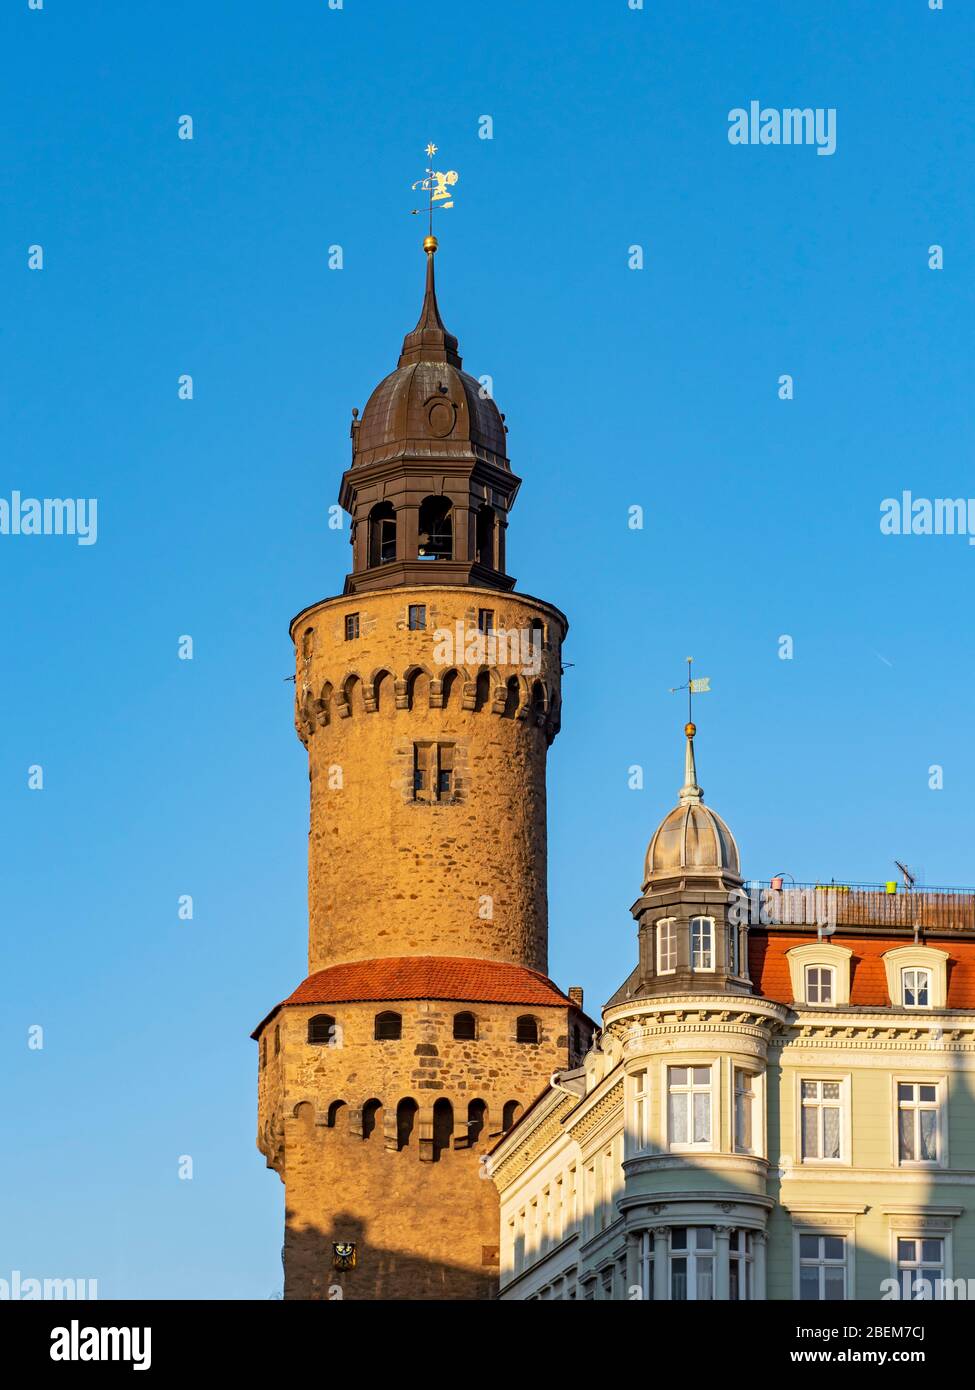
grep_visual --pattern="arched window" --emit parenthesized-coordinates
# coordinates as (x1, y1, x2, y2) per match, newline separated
(516, 1015, 539, 1044)
(531, 680, 546, 715)
(326, 1100, 346, 1128)
(502, 1100, 522, 1132)
(804, 964, 835, 1005)
(473, 669, 491, 713)
(441, 668, 461, 710)
(373, 670, 393, 713)
(418, 496, 452, 560)
(375, 1011, 402, 1041)
(396, 1097, 418, 1150)
(261, 1036, 267, 1069)
(502, 675, 520, 719)
(476, 504, 496, 569)
(453, 1011, 477, 1041)
(368, 502, 396, 566)
(301, 627, 314, 659)
(467, 1099, 487, 1144)
(362, 1098, 383, 1140)
(274, 1024, 281, 1055)
(432, 1098, 454, 1160)
(307, 1013, 336, 1046)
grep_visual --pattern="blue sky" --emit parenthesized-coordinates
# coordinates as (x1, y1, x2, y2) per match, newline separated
(1, 0, 971, 1298)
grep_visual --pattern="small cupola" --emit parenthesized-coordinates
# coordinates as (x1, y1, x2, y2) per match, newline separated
(643, 722, 740, 887)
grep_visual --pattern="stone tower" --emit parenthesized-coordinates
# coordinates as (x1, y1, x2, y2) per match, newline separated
(253, 237, 591, 1301)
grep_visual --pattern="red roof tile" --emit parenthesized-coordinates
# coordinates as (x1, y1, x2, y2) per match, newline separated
(252, 956, 576, 1037)
(750, 932, 975, 1009)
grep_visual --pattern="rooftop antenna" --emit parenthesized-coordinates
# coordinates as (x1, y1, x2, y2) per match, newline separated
(895, 860, 917, 890)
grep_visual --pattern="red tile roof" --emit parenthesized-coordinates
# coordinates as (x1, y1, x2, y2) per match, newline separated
(252, 956, 577, 1037)
(750, 932, 975, 1009)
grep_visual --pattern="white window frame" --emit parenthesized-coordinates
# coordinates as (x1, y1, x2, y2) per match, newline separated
(882, 946, 948, 1009)
(795, 1230, 850, 1301)
(796, 1074, 851, 1166)
(804, 963, 835, 1005)
(728, 1229, 754, 1301)
(786, 943, 852, 1006)
(690, 916, 715, 972)
(901, 966, 932, 1009)
(630, 1069, 650, 1154)
(665, 1062, 715, 1152)
(893, 1076, 946, 1169)
(669, 1226, 716, 1301)
(656, 917, 677, 975)
(727, 923, 741, 977)
(733, 1065, 763, 1156)
(892, 1231, 949, 1300)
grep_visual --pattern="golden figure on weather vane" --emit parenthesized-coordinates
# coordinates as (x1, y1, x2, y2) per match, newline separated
(410, 142, 459, 238)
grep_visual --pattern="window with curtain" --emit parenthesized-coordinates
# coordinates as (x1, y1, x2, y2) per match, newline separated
(805, 965, 835, 1004)
(798, 1234, 846, 1300)
(897, 1082, 940, 1163)
(902, 967, 932, 1007)
(668, 1066, 711, 1147)
(800, 1079, 842, 1161)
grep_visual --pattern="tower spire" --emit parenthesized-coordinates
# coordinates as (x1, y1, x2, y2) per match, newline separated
(679, 721, 703, 804)
(398, 238, 461, 368)
(670, 657, 711, 804)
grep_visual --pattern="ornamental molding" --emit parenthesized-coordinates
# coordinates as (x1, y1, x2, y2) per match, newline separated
(566, 1079, 625, 1144)
(489, 1093, 576, 1191)
(777, 1017, 975, 1052)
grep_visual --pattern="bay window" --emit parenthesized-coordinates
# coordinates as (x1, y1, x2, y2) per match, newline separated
(668, 1065, 712, 1148)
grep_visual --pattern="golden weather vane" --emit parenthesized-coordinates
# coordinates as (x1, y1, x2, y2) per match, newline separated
(670, 656, 711, 726)
(410, 142, 459, 237)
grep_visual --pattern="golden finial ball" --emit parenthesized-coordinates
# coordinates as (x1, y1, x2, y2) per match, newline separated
(685, 722, 696, 738)
(423, 234, 438, 253)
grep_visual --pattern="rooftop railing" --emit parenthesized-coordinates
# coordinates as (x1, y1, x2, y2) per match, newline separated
(744, 881, 975, 932)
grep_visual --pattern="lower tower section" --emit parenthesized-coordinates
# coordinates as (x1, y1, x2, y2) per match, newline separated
(254, 962, 591, 1299)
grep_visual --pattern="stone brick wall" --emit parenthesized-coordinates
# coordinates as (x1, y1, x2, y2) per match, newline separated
(291, 586, 566, 975)
(257, 998, 584, 1299)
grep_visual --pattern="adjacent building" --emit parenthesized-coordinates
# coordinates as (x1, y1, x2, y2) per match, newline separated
(490, 725, 975, 1300)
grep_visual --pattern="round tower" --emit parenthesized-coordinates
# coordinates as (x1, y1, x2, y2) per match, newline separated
(255, 237, 588, 1301)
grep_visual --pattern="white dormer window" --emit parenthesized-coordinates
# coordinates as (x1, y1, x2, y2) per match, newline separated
(902, 967, 931, 1008)
(691, 917, 714, 971)
(656, 918, 677, 975)
(786, 943, 853, 1006)
(805, 964, 835, 1005)
(882, 947, 948, 1010)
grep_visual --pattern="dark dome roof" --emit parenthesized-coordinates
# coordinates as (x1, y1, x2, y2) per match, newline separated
(356, 360, 507, 465)
(352, 241, 509, 470)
